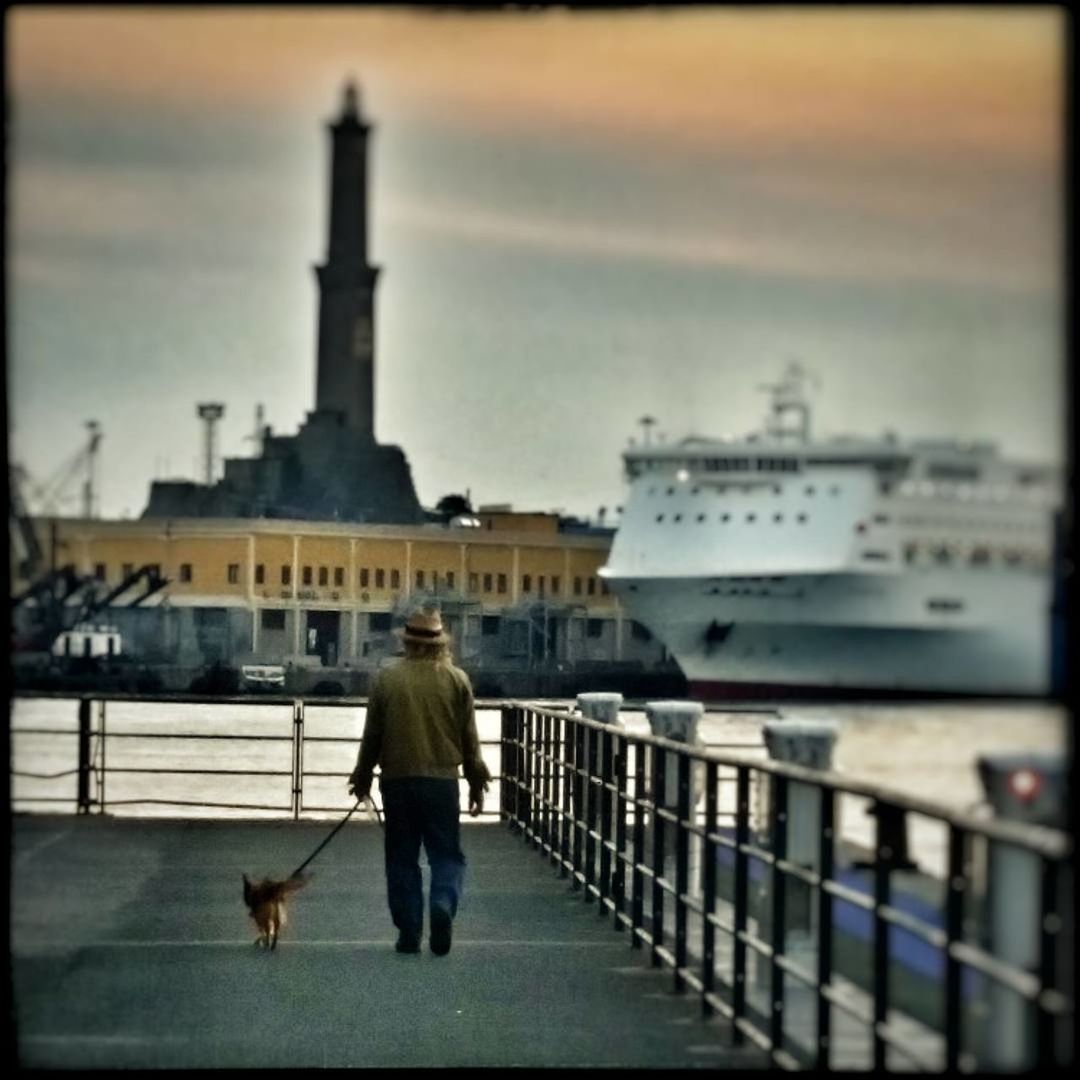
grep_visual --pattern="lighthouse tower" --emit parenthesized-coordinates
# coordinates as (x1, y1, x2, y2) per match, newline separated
(314, 82, 379, 439)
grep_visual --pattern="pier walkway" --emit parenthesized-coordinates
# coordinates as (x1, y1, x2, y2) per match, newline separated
(11, 814, 769, 1069)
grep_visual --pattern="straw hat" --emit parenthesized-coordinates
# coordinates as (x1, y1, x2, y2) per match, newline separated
(398, 607, 450, 645)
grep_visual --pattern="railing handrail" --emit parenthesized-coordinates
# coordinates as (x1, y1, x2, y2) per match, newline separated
(504, 701, 1073, 857)
(499, 701, 1074, 1071)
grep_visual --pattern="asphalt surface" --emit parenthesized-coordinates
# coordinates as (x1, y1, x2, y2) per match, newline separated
(11, 814, 768, 1068)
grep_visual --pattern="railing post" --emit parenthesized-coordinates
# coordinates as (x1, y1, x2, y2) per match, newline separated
(576, 693, 623, 915)
(768, 774, 789, 1059)
(976, 751, 1069, 1070)
(97, 700, 107, 814)
(674, 749, 691, 993)
(572, 718, 585, 889)
(599, 726, 614, 918)
(500, 705, 512, 822)
(701, 760, 718, 1015)
(584, 724, 600, 903)
(731, 765, 750, 1045)
(815, 784, 836, 1070)
(291, 698, 305, 821)
(631, 741, 646, 947)
(540, 710, 553, 857)
(77, 698, 93, 814)
(650, 742, 665, 968)
(522, 708, 534, 842)
(559, 713, 572, 875)
(613, 730, 629, 931)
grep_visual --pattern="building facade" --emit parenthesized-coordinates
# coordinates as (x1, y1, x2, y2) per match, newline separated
(25, 514, 669, 693)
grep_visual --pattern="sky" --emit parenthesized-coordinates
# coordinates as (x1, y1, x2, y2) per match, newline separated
(6, 5, 1065, 521)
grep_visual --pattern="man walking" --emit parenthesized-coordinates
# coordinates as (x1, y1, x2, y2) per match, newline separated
(348, 607, 491, 956)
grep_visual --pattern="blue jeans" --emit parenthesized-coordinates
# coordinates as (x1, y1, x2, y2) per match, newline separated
(379, 777, 466, 939)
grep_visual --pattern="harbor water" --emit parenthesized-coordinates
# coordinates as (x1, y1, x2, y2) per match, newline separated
(10, 696, 1067, 880)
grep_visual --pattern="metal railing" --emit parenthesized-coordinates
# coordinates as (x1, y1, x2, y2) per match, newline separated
(10, 691, 505, 820)
(499, 702, 1074, 1071)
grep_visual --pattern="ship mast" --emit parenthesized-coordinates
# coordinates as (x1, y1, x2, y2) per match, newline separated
(760, 362, 815, 442)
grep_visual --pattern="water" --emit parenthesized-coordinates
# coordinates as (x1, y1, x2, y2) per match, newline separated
(10, 697, 1067, 879)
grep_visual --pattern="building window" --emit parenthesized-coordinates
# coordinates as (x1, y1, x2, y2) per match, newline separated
(522, 574, 532, 593)
(586, 619, 603, 639)
(601, 580, 609, 595)
(574, 577, 582, 596)
(318, 566, 328, 587)
(446, 571, 455, 589)
(261, 608, 286, 631)
(281, 565, 291, 586)
(538, 575, 545, 595)
(360, 567, 370, 588)
(94, 562, 107, 581)
(375, 568, 385, 588)
(122, 563, 134, 580)
(482, 615, 501, 636)
(469, 572, 479, 592)
(303, 566, 313, 586)
(180, 563, 192, 583)
(334, 567, 344, 587)
(587, 577, 596, 596)
(551, 575, 560, 595)
(227, 563, 240, 584)
(483, 573, 493, 592)
(416, 570, 425, 588)
(370, 612, 392, 632)
(390, 569, 400, 588)
(255, 563, 265, 585)
(497, 573, 507, 594)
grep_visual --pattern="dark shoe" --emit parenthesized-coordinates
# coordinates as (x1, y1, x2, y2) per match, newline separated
(395, 933, 421, 954)
(430, 909, 452, 956)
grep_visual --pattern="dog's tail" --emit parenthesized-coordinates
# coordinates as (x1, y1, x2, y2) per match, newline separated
(242, 872, 253, 907)
(282, 872, 310, 896)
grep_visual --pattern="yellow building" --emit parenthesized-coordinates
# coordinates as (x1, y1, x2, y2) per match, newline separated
(18, 514, 664, 685)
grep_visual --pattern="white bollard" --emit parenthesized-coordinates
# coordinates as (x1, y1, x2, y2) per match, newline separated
(645, 700, 706, 901)
(977, 752, 1068, 1071)
(759, 717, 840, 984)
(762, 718, 840, 865)
(576, 691, 624, 726)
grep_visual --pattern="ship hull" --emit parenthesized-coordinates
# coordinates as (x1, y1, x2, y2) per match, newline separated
(607, 572, 1052, 698)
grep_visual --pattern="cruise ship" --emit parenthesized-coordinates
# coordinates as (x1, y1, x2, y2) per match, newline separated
(600, 365, 1062, 700)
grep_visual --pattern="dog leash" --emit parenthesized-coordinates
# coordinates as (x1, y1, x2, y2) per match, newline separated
(289, 796, 384, 880)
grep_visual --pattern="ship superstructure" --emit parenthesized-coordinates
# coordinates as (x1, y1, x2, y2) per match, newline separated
(601, 365, 1061, 698)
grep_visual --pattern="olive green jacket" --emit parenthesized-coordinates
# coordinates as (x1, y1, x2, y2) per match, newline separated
(351, 658, 491, 791)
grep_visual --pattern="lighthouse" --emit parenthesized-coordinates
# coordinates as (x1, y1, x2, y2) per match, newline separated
(314, 81, 380, 439)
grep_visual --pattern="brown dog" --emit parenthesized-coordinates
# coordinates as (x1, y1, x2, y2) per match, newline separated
(242, 873, 309, 950)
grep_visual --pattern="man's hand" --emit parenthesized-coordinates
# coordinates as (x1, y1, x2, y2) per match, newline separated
(348, 772, 369, 801)
(468, 779, 489, 818)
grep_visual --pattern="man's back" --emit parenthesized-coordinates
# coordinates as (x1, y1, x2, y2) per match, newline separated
(366, 658, 476, 781)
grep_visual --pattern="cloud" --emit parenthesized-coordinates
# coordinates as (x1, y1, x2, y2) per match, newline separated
(9, 7, 1061, 165)
(383, 190, 1055, 297)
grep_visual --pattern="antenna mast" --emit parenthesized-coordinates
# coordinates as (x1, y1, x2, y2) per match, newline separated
(81, 420, 102, 518)
(196, 403, 226, 486)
